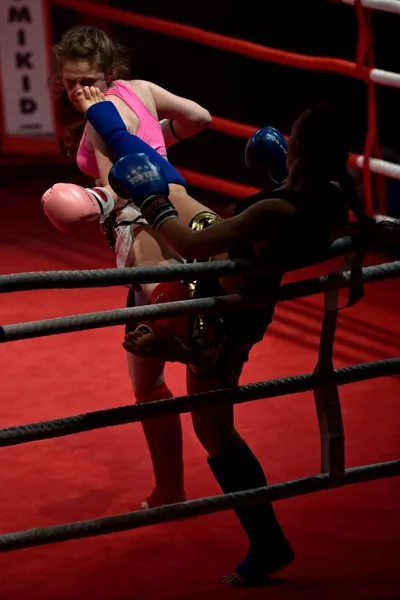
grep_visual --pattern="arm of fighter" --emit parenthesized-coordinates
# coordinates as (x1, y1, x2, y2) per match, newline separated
(104, 123, 290, 255)
(107, 153, 286, 260)
(157, 202, 284, 259)
(147, 81, 212, 148)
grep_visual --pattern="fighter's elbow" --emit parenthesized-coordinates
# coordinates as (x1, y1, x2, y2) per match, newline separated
(197, 109, 212, 129)
(185, 106, 211, 133)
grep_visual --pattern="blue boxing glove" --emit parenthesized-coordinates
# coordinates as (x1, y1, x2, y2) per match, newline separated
(85, 101, 186, 188)
(108, 153, 178, 230)
(245, 126, 288, 185)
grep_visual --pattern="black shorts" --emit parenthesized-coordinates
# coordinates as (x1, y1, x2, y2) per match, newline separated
(188, 277, 277, 384)
(125, 276, 277, 383)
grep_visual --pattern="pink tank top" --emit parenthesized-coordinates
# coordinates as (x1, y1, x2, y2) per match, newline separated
(76, 80, 167, 179)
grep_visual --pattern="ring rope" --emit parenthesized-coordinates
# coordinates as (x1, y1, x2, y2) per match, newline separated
(1, 357, 398, 448)
(0, 236, 361, 293)
(210, 114, 400, 180)
(1, 460, 399, 553)
(1, 261, 399, 344)
(47, 0, 400, 205)
(179, 168, 259, 197)
(338, 0, 400, 14)
(209, 117, 400, 183)
(50, 0, 363, 79)
(0, 259, 255, 293)
(49, 0, 400, 88)
(5, 0, 399, 553)
(0, 0, 396, 558)
(354, 0, 385, 213)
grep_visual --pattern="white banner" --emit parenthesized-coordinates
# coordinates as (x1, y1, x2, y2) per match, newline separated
(0, 0, 56, 138)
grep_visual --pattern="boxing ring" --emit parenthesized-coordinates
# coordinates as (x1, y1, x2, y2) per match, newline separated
(1, 235, 400, 553)
(1, 1, 400, 597)
(47, 0, 400, 214)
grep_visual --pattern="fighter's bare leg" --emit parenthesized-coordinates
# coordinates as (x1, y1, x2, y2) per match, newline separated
(122, 199, 221, 362)
(77, 86, 219, 361)
(127, 289, 186, 508)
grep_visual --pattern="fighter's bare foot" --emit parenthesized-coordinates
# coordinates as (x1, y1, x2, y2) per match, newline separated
(140, 488, 186, 510)
(222, 545, 295, 587)
(76, 85, 106, 113)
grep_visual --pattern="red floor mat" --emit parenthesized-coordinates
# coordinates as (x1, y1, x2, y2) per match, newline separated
(0, 180, 399, 600)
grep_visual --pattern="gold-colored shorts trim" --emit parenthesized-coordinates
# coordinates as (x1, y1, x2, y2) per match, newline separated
(186, 211, 224, 374)
(189, 210, 222, 231)
(187, 211, 222, 298)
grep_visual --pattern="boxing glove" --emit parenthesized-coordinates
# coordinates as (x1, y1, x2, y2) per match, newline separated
(42, 183, 114, 232)
(245, 126, 288, 184)
(85, 101, 186, 187)
(108, 153, 178, 230)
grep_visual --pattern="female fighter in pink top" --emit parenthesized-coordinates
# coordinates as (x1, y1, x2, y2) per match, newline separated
(45, 25, 212, 511)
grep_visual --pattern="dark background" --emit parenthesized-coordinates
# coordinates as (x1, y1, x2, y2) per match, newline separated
(49, 1, 400, 204)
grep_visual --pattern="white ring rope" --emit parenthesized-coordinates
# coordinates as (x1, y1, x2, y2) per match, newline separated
(341, 0, 400, 15)
(354, 155, 400, 178)
(370, 68, 400, 88)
